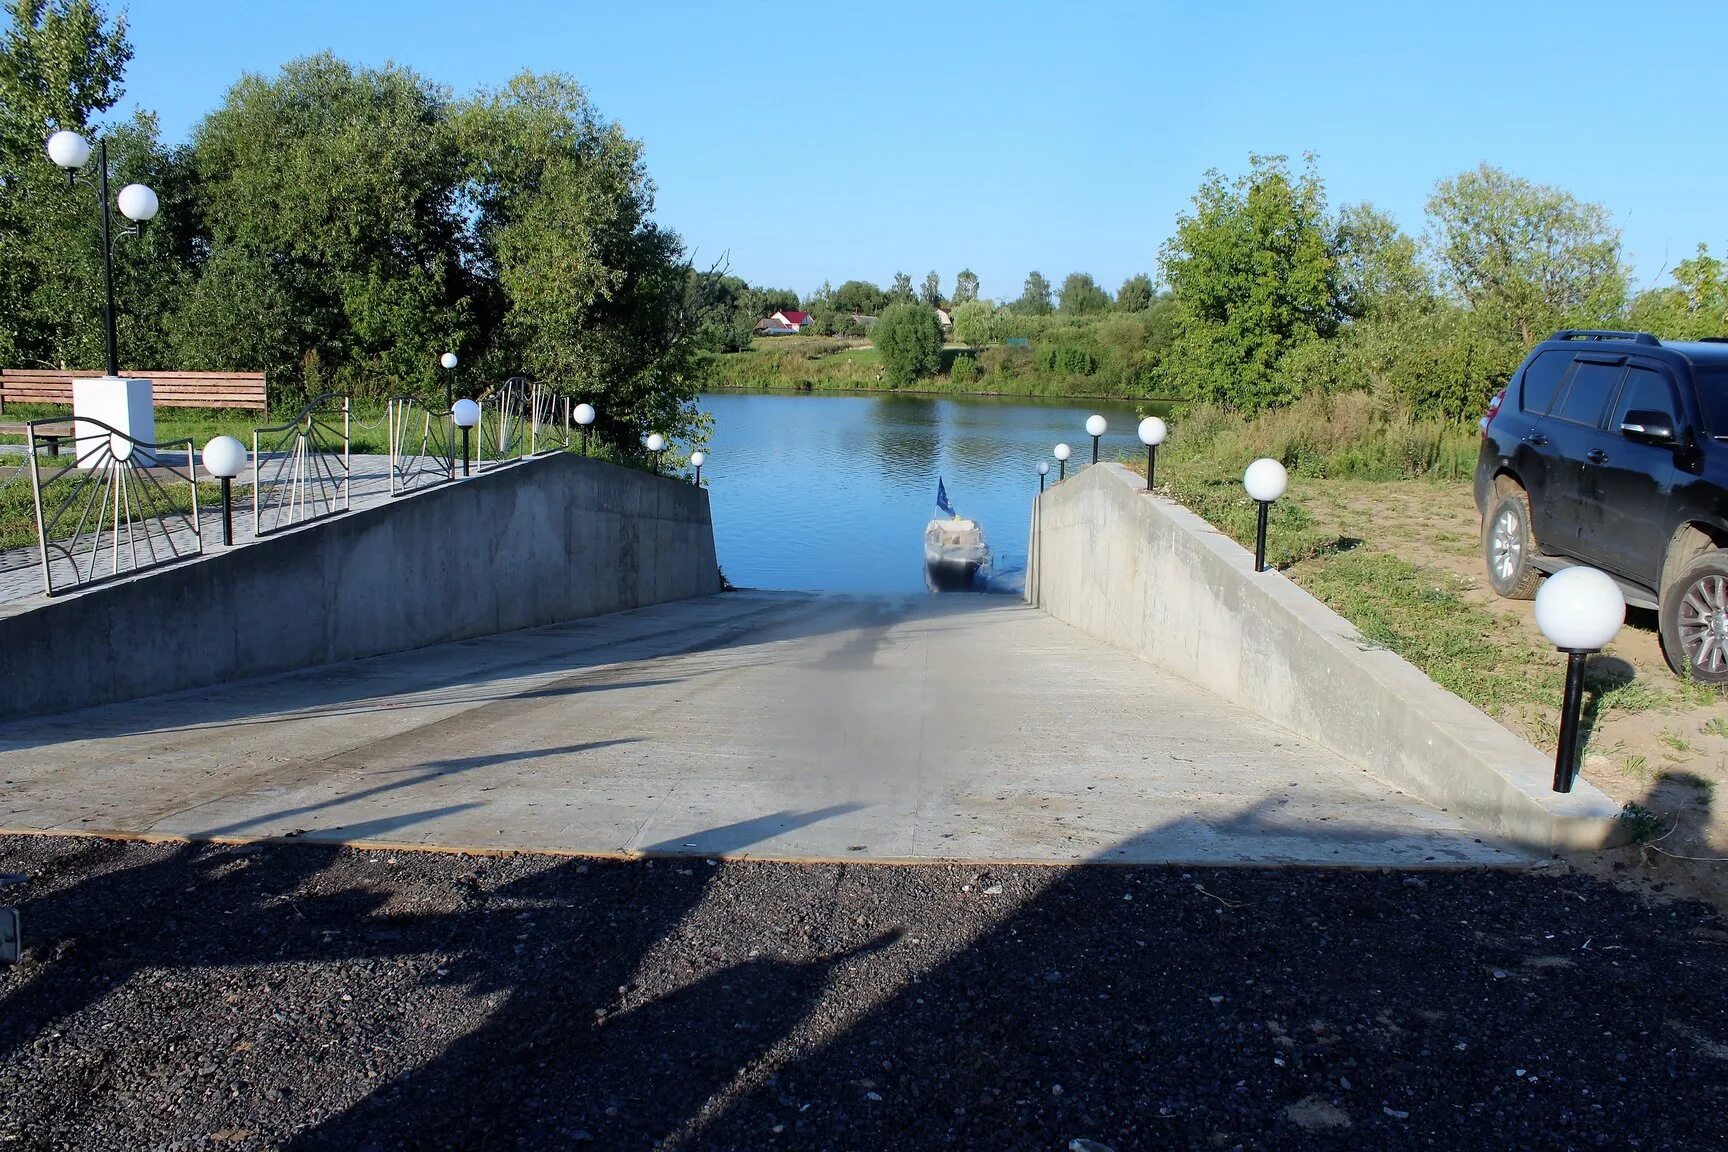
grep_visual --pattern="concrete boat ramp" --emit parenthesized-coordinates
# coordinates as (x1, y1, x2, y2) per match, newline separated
(0, 591, 1526, 868)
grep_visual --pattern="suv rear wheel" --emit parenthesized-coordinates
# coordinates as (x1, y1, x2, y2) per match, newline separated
(1484, 487, 1541, 599)
(1661, 549, 1728, 683)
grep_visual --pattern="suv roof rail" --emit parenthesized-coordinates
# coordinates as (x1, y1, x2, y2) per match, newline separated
(1551, 329, 1661, 345)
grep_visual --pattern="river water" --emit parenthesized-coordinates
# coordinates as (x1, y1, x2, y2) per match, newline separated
(697, 390, 1156, 594)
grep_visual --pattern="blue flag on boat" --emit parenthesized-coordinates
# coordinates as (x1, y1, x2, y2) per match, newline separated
(936, 478, 955, 517)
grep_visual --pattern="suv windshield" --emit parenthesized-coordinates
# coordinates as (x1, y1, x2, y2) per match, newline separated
(1692, 365, 1728, 437)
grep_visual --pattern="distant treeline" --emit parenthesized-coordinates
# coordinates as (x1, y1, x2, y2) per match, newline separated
(706, 153, 1724, 419)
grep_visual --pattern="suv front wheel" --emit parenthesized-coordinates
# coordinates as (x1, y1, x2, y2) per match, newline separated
(1661, 550, 1728, 683)
(1484, 487, 1542, 599)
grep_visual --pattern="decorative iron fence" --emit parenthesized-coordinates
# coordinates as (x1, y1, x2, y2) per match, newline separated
(252, 392, 350, 536)
(476, 376, 570, 471)
(386, 394, 457, 496)
(26, 417, 201, 596)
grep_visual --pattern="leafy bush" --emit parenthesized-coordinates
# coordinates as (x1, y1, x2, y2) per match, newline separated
(874, 303, 943, 387)
(949, 354, 980, 386)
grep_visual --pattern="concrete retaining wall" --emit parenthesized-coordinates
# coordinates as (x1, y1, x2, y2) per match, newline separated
(1026, 463, 1623, 852)
(0, 453, 721, 719)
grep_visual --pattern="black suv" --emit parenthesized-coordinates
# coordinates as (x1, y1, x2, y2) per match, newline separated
(1476, 330, 1728, 681)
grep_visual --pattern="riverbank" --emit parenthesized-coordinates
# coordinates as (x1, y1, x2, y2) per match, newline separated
(702, 335, 1150, 400)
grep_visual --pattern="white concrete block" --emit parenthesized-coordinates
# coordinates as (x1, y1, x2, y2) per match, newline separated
(72, 376, 156, 468)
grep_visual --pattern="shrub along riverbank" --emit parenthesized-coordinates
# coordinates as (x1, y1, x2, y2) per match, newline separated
(702, 336, 1154, 399)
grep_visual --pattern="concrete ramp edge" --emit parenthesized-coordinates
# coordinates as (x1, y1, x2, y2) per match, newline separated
(0, 453, 721, 720)
(1026, 462, 1624, 853)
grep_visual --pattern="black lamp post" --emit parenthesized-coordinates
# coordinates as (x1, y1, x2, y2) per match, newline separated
(201, 435, 247, 546)
(46, 131, 159, 379)
(1534, 567, 1626, 792)
(1243, 458, 1288, 574)
(440, 351, 458, 410)
(1137, 416, 1167, 491)
(1038, 461, 1049, 493)
(453, 399, 479, 477)
(575, 403, 596, 455)
(1054, 443, 1071, 481)
(1086, 414, 1106, 464)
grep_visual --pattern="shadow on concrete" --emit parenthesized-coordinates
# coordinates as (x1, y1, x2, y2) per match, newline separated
(640, 804, 867, 856)
(0, 592, 1002, 751)
(194, 739, 642, 838)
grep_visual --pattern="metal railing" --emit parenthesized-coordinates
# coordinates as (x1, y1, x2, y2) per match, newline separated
(476, 376, 570, 471)
(252, 392, 350, 536)
(386, 394, 457, 496)
(26, 417, 201, 596)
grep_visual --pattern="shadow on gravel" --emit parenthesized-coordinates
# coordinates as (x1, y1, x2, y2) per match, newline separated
(4, 787, 1726, 1151)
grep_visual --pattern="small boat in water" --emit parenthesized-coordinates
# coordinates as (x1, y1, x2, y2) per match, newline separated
(924, 478, 990, 590)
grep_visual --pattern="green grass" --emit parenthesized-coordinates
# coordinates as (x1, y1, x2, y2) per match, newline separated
(1, 401, 392, 455)
(1290, 551, 1565, 721)
(1702, 716, 1728, 739)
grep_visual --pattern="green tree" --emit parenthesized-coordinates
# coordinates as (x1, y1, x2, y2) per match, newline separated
(0, 0, 149, 369)
(920, 269, 941, 307)
(1629, 244, 1727, 340)
(832, 279, 886, 315)
(890, 270, 914, 302)
(1425, 163, 1626, 348)
(1058, 271, 1111, 315)
(458, 70, 700, 439)
(1115, 273, 1154, 312)
(874, 301, 942, 387)
(1157, 153, 1343, 411)
(1014, 270, 1052, 315)
(951, 299, 994, 346)
(953, 268, 979, 304)
(182, 53, 473, 399)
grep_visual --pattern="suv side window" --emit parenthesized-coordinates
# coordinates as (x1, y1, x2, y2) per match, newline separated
(1520, 350, 1572, 414)
(1551, 360, 1625, 427)
(1611, 366, 1676, 427)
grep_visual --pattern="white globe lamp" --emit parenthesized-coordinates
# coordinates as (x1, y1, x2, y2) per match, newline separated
(1535, 566, 1626, 792)
(1085, 414, 1107, 463)
(452, 398, 480, 477)
(1243, 458, 1289, 572)
(201, 435, 248, 545)
(690, 449, 706, 486)
(46, 129, 91, 171)
(1137, 416, 1168, 490)
(116, 183, 158, 223)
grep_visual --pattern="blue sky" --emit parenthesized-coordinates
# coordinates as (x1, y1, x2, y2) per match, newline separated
(117, 0, 1725, 303)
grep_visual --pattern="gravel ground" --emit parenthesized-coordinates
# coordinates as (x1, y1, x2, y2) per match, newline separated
(1, 835, 1725, 1152)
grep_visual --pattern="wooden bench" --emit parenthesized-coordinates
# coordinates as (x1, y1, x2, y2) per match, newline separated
(0, 418, 74, 457)
(0, 369, 268, 412)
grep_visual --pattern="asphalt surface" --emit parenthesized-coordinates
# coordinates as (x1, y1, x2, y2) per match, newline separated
(1, 834, 1725, 1151)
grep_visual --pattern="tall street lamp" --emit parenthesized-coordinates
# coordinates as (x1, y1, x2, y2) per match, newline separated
(46, 129, 159, 380)
(1038, 461, 1049, 493)
(439, 351, 458, 410)
(452, 398, 480, 476)
(1053, 442, 1072, 481)
(690, 449, 706, 486)
(1535, 567, 1626, 793)
(1085, 414, 1107, 464)
(201, 435, 247, 546)
(575, 403, 596, 455)
(1138, 416, 1167, 491)
(47, 129, 161, 455)
(1243, 458, 1288, 573)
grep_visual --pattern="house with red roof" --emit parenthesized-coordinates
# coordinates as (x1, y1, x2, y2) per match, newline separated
(755, 309, 811, 335)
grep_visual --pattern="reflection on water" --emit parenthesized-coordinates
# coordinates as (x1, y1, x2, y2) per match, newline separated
(699, 391, 1156, 594)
